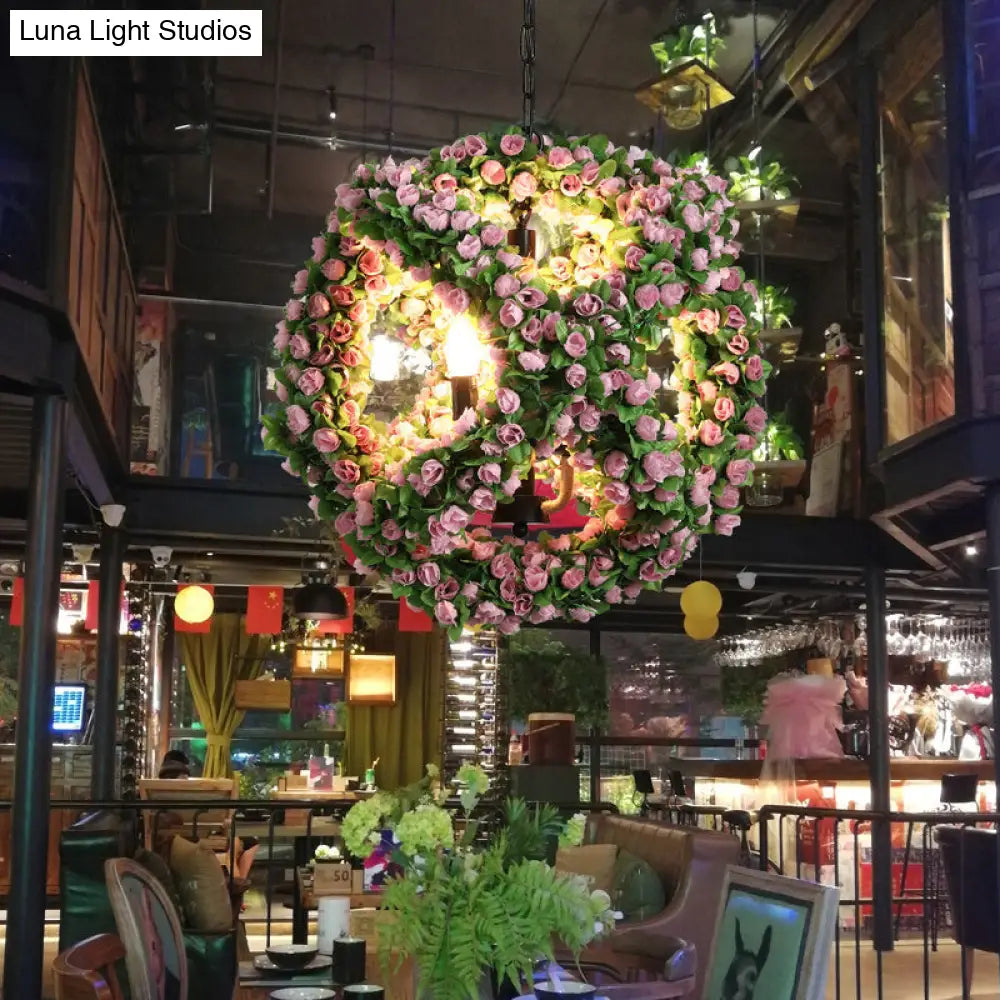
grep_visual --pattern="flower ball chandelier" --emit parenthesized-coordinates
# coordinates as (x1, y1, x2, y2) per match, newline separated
(262, 2, 768, 637)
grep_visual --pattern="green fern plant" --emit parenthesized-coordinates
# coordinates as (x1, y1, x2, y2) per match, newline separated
(650, 16, 723, 71)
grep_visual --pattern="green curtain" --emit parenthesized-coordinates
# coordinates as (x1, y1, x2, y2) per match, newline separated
(179, 613, 270, 778)
(345, 628, 446, 789)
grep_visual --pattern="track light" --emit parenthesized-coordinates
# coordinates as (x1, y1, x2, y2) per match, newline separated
(327, 86, 338, 121)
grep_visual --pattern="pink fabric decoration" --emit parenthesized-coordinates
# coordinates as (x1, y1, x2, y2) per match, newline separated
(760, 674, 846, 760)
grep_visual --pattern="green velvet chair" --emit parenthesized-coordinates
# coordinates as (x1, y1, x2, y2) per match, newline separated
(60, 810, 237, 1000)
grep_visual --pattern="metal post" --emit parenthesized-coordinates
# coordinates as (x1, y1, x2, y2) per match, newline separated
(92, 522, 125, 800)
(4, 394, 68, 999)
(858, 58, 886, 467)
(865, 560, 893, 952)
(983, 485, 1000, 943)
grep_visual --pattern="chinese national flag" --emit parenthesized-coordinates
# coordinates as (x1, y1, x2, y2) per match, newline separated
(399, 598, 433, 633)
(315, 586, 355, 634)
(246, 586, 285, 634)
(85, 581, 127, 632)
(8, 577, 23, 627)
(174, 584, 215, 633)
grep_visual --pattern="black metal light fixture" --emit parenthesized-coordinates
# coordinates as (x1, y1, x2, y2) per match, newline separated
(292, 575, 348, 620)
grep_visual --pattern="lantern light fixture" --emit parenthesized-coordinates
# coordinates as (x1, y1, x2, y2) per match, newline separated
(291, 576, 348, 620)
(175, 584, 214, 624)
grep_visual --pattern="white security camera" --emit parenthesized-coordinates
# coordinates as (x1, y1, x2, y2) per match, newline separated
(150, 545, 173, 568)
(100, 504, 126, 527)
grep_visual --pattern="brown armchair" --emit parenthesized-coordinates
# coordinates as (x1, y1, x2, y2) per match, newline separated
(578, 814, 740, 994)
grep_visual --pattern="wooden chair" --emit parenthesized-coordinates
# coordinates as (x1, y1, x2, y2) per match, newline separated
(105, 858, 189, 1000)
(53, 933, 127, 1000)
(138, 777, 236, 854)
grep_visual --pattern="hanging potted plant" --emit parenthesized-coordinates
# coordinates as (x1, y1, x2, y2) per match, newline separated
(753, 284, 803, 359)
(725, 151, 800, 225)
(744, 406, 808, 506)
(500, 631, 608, 766)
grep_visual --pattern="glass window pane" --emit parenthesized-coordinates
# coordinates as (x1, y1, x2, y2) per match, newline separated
(881, 2, 955, 443)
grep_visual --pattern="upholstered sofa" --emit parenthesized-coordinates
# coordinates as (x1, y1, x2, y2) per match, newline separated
(59, 810, 237, 1000)
(577, 814, 740, 993)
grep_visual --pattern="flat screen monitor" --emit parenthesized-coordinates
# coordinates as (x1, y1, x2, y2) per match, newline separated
(52, 684, 87, 733)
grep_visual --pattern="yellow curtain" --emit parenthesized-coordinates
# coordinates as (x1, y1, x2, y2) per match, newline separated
(345, 628, 446, 789)
(179, 613, 270, 778)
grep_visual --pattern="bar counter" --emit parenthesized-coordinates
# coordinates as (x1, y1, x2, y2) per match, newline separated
(667, 757, 997, 782)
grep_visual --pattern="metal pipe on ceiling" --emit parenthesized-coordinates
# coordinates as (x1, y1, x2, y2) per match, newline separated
(215, 117, 435, 158)
(138, 292, 282, 313)
(266, 0, 285, 220)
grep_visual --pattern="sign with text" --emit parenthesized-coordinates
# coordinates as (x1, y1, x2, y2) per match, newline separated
(10, 10, 262, 56)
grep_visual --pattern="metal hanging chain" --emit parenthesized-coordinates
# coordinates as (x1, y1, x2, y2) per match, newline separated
(520, 0, 537, 139)
(388, 0, 397, 156)
(751, 0, 767, 331)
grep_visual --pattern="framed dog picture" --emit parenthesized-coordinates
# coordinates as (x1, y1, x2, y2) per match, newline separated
(703, 866, 838, 1000)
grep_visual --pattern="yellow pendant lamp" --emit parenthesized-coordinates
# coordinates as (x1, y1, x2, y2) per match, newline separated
(175, 584, 214, 624)
(680, 580, 722, 618)
(683, 615, 719, 640)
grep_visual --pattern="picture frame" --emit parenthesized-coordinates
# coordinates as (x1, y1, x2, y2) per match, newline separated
(702, 865, 838, 1000)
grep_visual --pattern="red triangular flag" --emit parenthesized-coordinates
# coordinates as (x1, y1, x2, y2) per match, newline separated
(85, 580, 100, 632)
(315, 586, 355, 634)
(174, 584, 215, 633)
(246, 585, 285, 634)
(399, 598, 432, 632)
(9, 577, 23, 627)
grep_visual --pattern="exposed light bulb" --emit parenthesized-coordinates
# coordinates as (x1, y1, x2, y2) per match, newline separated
(965, 543, 979, 558)
(370, 334, 403, 381)
(748, 144, 762, 161)
(443, 315, 483, 378)
(327, 86, 338, 121)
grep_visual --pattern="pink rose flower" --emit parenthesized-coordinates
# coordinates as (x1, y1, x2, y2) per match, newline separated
(286, 299, 304, 321)
(418, 562, 441, 587)
(699, 421, 723, 447)
(696, 308, 720, 334)
(499, 300, 524, 328)
(565, 363, 587, 389)
(518, 350, 547, 372)
(634, 283, 660, 310)
(690, 248, 709, 272)
(560, 174, 583, 197)
(726, 459, 754, 486)
(562, 567, 585, 590)
(286, 405, 310, 435)
(604, 482, 631, 504)
(365, 275, 389, 296)
(524, 567, 549, 592)
(451, 210, 479, 231)
(435, 601, 458, 626)
(292, 269, 309, 294)
(717, 485, 741, 509)
(636, 415, 660, 442)
(574, 293, 603, 317)
(297, 368, 325, 396)
(495, 274, 521, 298)
(500, 133, 526, 156)
(625, 380, 652, 406)
(698, 380, 718, 403)
(433, 173, 457, 193)
(481, 224, 505, 247)
(479, 159, 506, 185)
(496, 423, 525, 448)
(725, 305, 747, 329)
(746, 355, 764, 381)
(333, 459, 361, 483)
(682, 204, 705, 232)
(642, 450, 676, 483)
(491, 553, 516, 579)
(728, 334, 749, 355)
(580, 161, 600, 185)
(419, 459, 444, 487)
(510, 171, 538, 201)
(715, 513, 741, 536)
(457, 234, 482, 260)
(479, 463, 502, 484)
(517, 286, 547, 309)
(440, 505, 470, 533)
(579, 406, 601, 432)
(745, 405, 767, 433)
(660, 283, 686, 308)
(714, 396, 736, 421)
(548, 146, 574, 168)
(289, 333, 311, 360)
(604, 451, 629, 479)
(464, 134, 487, 156)
(471, 540, 497, 561)
(497, 388, 521, 414)
(720, 267, 741, 292)
(470, 487, 496, 511)
(564, 331, 589, 359)
(329, 285, 354, 308)
(606, 343, 630, 365)
(358, 250, 383, 276)
(273, 320, 290, 352)
(308, 293, 331, 319)
(396, 183, 420, 207)
(712, 362, 741, 385)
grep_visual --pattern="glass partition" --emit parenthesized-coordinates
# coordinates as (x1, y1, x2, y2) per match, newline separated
(880, 1, 955, 444)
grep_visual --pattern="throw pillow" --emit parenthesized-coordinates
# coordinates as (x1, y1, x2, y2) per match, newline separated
(612, 850, 666, 923)
(554, 844, 618, 894)
(134, 847, 185, 922)
(169, 835, 232, 933)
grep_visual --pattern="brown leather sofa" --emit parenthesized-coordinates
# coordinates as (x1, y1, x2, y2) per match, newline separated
(578, 814, 740, 994)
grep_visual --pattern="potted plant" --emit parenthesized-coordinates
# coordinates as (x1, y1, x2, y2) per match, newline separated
(744, 406, 808, 506)
(725, 152, 799, 221)
(378, 772, 620, 1000)
(650, 16, 724, 72)
(500, 631, 608, 766)
(753, 284, 803, 363)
